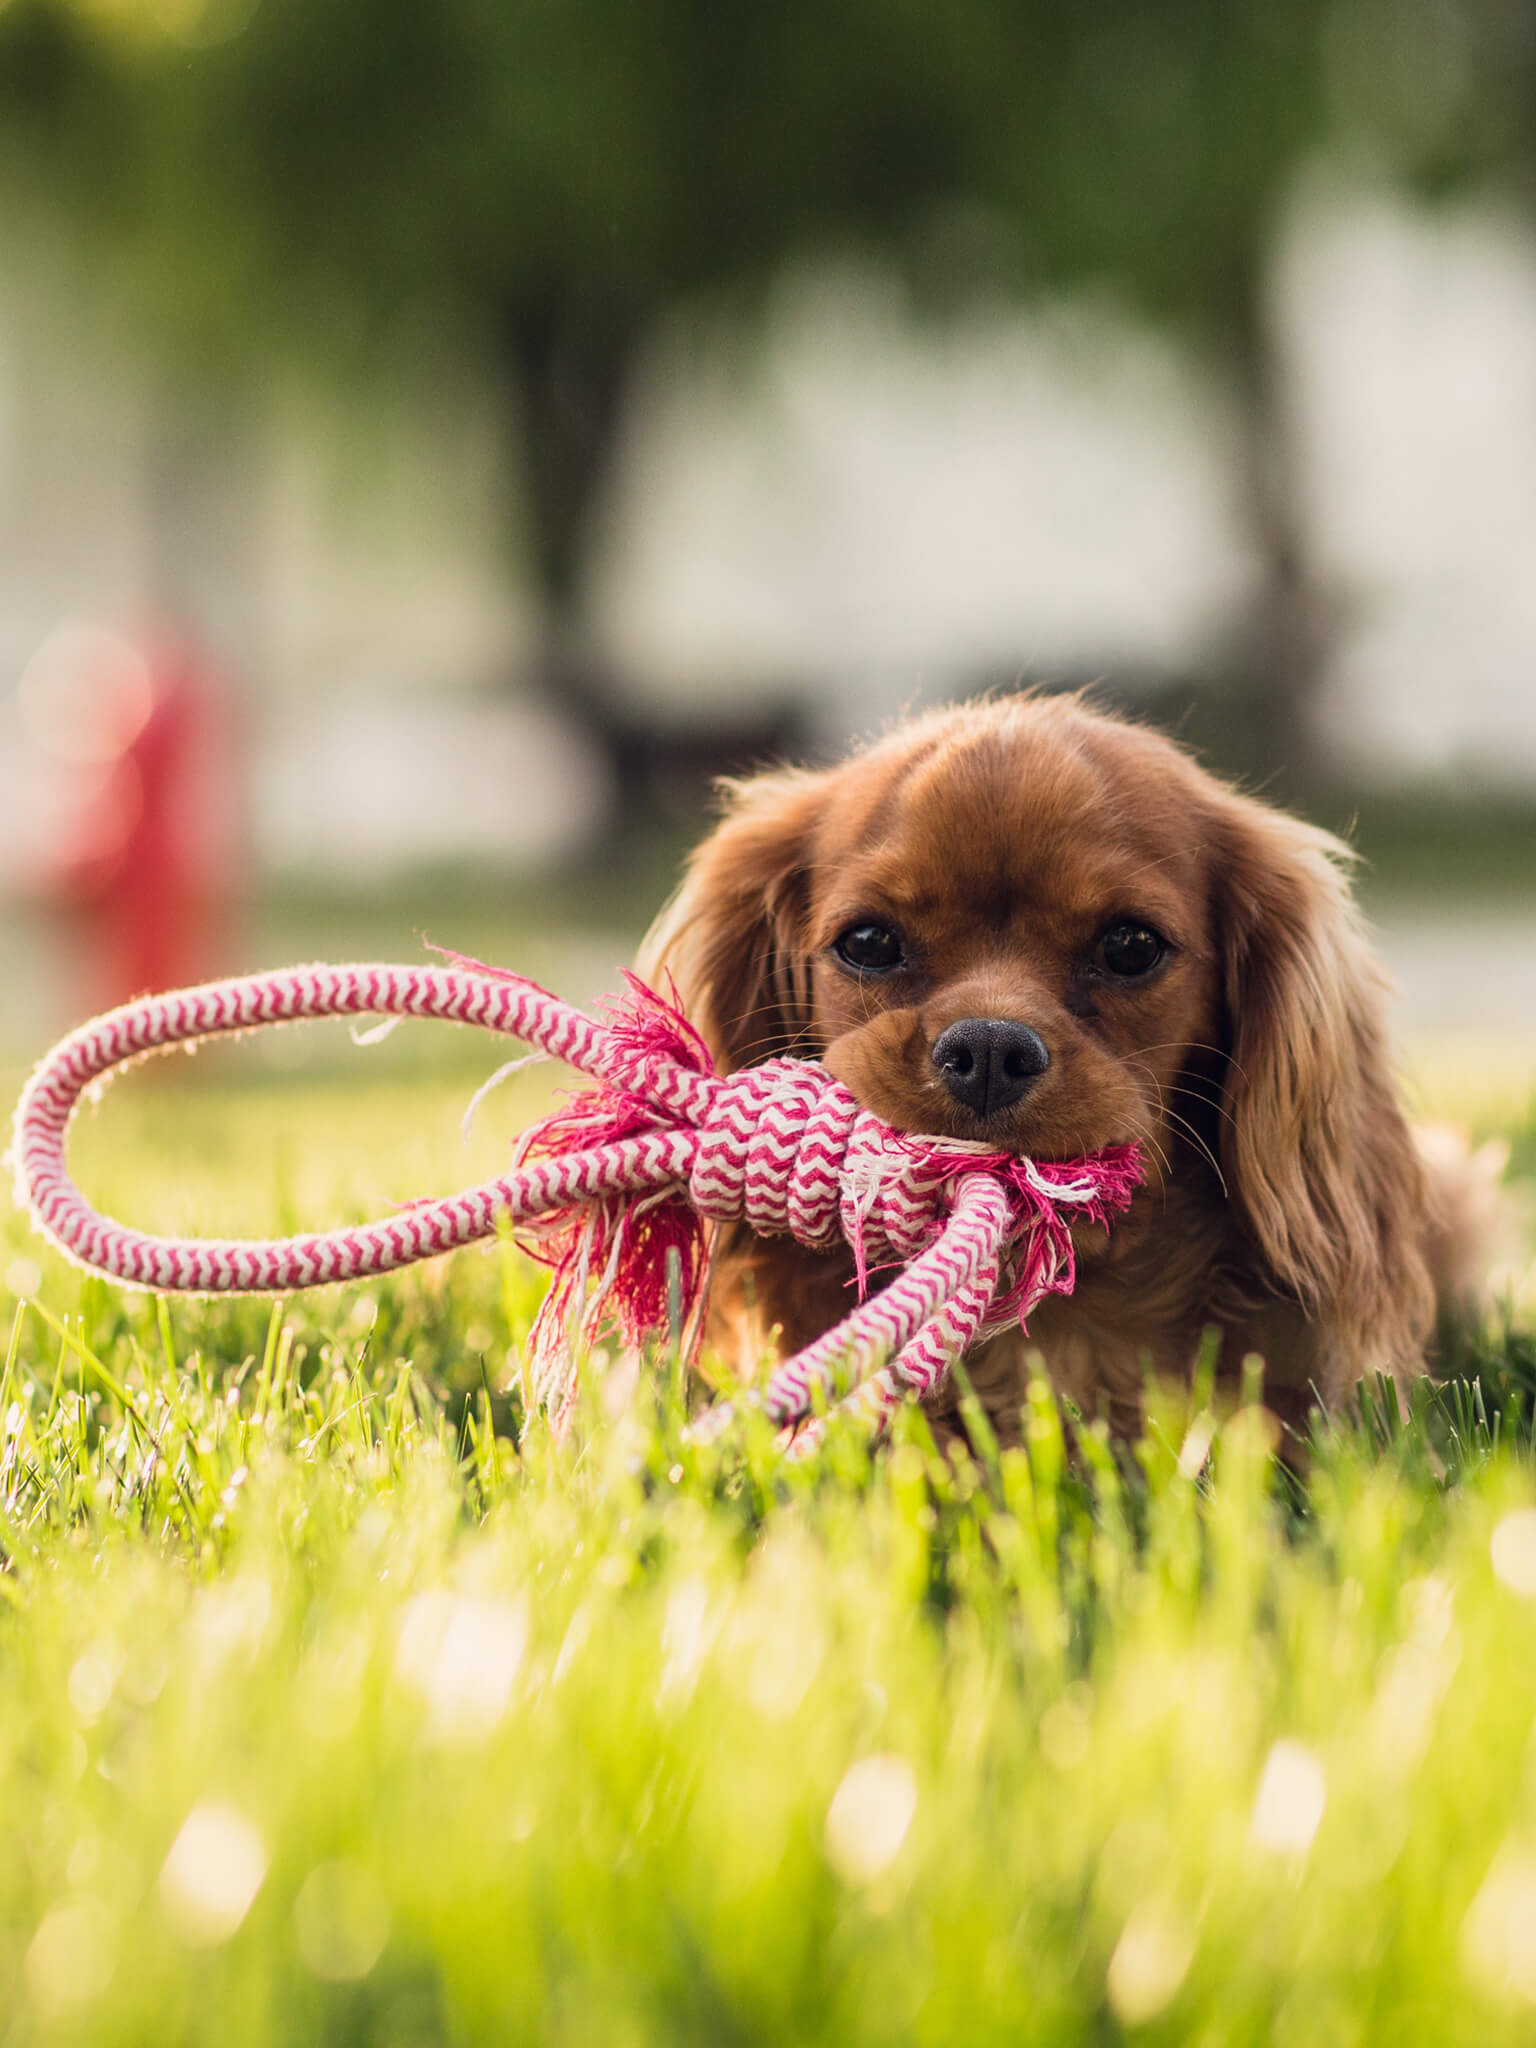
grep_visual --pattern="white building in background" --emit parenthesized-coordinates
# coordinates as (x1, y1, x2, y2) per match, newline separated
(2, 175, 1536, 896)
(1276, 184, 1536, 783)
(590, 266, 1258, 738)
(594, 184, 1536, 787)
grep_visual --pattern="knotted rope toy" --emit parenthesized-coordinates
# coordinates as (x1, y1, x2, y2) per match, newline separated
(10, 956, 1142, 1446)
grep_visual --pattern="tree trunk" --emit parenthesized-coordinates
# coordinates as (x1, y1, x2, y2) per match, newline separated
(498, 297, 662, 820)
(496, 298, 814, 841)
(501, 297, 640, 620)
(1223, 254, 1337, 807)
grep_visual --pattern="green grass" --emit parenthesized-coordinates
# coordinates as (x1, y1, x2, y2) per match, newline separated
(1, 1052, 1535, 2045)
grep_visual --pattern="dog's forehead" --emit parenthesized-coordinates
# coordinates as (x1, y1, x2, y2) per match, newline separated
(818, 715, 1205, 914)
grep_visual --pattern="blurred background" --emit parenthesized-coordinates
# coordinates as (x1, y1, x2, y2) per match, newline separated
(0, 0, 1533, 1116)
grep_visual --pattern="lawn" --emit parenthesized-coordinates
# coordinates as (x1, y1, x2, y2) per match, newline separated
(1, 1022, 1535, 2046)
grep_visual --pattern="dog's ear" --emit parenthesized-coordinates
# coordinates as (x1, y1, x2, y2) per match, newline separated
(1214, 796, 1433, 1377)
(636, 768, 827, 1071)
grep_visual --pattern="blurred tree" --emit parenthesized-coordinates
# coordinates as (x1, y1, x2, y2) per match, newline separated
(0, 0, 1522, 796)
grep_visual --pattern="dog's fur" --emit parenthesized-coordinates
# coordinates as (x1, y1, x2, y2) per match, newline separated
(640, 695, 1441, 1438)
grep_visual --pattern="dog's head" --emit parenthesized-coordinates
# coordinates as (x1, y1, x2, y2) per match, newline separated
(641, 694, 1432, 1365)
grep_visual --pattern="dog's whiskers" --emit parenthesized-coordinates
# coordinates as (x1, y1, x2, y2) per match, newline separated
(1123, 1057, 1229, 1195)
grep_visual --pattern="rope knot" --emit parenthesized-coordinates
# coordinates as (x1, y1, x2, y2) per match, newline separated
(689, 1059, 978, 1289)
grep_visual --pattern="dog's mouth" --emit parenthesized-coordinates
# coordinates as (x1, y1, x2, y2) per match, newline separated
(836, 1074, 1132, 1162)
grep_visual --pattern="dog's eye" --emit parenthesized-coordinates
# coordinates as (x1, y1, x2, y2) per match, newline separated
(833, 922, 905, 973)
(1096, 921, 1167, 978)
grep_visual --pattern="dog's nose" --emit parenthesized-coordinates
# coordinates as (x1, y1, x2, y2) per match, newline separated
(931, 1018, 1050, 1118)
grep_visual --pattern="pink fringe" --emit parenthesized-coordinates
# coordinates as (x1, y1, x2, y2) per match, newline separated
(514, 977, 714, 1390)
(848, 1138, 1142, 1324)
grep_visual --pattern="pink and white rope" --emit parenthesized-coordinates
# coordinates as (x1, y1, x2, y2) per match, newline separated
(10, 960, 1137, 1442)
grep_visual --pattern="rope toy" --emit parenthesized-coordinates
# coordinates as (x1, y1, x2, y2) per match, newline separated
(10, 956, 1142, 1444)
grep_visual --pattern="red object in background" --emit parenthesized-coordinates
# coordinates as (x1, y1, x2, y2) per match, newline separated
(38, 624, 240, 1010)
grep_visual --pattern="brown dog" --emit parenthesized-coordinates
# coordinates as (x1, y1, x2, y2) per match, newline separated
(640, 694, 1436, 1438)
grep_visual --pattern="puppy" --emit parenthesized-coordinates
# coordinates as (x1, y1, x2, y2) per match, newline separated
(640, 694, 1436, 1439)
